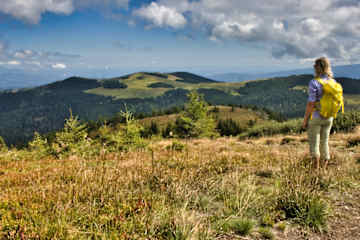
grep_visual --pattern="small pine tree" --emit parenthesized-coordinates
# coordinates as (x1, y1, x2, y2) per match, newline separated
(97, 110, 145, 151)
(51, 113, 91, 158)
(117, 110, 146, 150)
(174, 91, 218, 138)
(28, 132, 50, 158)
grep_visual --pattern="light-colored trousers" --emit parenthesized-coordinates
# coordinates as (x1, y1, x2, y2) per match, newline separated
(308, 117, 333, 160)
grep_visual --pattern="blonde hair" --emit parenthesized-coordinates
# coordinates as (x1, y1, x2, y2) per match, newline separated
(314, 57, 333, 78)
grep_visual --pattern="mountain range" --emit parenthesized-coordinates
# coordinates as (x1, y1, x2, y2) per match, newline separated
(210, 64, 360, 82)
(1, 64, 359, 90)
(1, 71, 360, 146)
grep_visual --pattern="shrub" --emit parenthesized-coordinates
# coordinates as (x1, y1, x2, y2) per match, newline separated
(275, 165, 329, 232)
(221, 218, 254, 236)
(276, 191, 328, 232)
(101, 79, 127, 89)
(141, 121, 160, 138)
(258, 227, 275, 240)
(166, 141, 186, 152)
(240, 119, 303, 139)
(147, 82, 174, 88)
(304, 198, 329, 232)
(146, 72, 168, 79)
(154, 222, 190, 240)
(217, 118, 245, 136)
(239, 111, 360, 139)
(332, 111, 360, 133)
(347, 136, 360, 147)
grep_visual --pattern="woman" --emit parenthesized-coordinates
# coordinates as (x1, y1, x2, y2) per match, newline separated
(302, 57, 334, 169)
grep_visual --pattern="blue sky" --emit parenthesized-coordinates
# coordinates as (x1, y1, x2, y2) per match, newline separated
(1, 0, 360, 83)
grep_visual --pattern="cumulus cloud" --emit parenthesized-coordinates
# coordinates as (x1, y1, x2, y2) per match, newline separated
(134, 2, 187, 29)
(135, 0, 360, 62)
(0, 0, 74, 24)
(11, 49, 81, 66)
(52, 63, 67, 69)
(0, 0, 129, 24)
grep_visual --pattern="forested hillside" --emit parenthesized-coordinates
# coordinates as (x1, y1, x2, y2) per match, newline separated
(0, 72, 359, 145)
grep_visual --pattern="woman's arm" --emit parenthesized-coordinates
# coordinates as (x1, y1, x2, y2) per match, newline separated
(303, 101, 316, 129)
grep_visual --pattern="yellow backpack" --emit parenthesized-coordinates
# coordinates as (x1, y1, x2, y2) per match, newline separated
(315, 77, 344, 118)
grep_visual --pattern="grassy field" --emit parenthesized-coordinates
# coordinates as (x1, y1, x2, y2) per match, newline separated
(1, 126, 360, 239)
(85, 73, 244, 99)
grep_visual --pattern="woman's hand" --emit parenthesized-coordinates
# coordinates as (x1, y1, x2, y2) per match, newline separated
(303, 101, 315, 130)
(302, 119, 308, 129)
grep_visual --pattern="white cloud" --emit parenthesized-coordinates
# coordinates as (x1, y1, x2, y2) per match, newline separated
(8, 60, 21, 65)
(212, 20, 259, 39)
(52, 63, 67, 69)
(136, 0, 360, 62)
(8, 49, 80, 68)
(1, 41, 79, 70)
(0, 0, 74, 24)
(134, 2, 187, 29)
(0, 0, 129, 24)
(26, 61, 42, 67)
(14, 49, 34, 59)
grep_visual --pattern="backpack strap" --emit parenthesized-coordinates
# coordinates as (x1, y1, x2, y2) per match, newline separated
(340, 96, 344, 114)
(315, 77, 334, 85)
(315, 77, 324, 85)
(310, 77, 323, 119)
